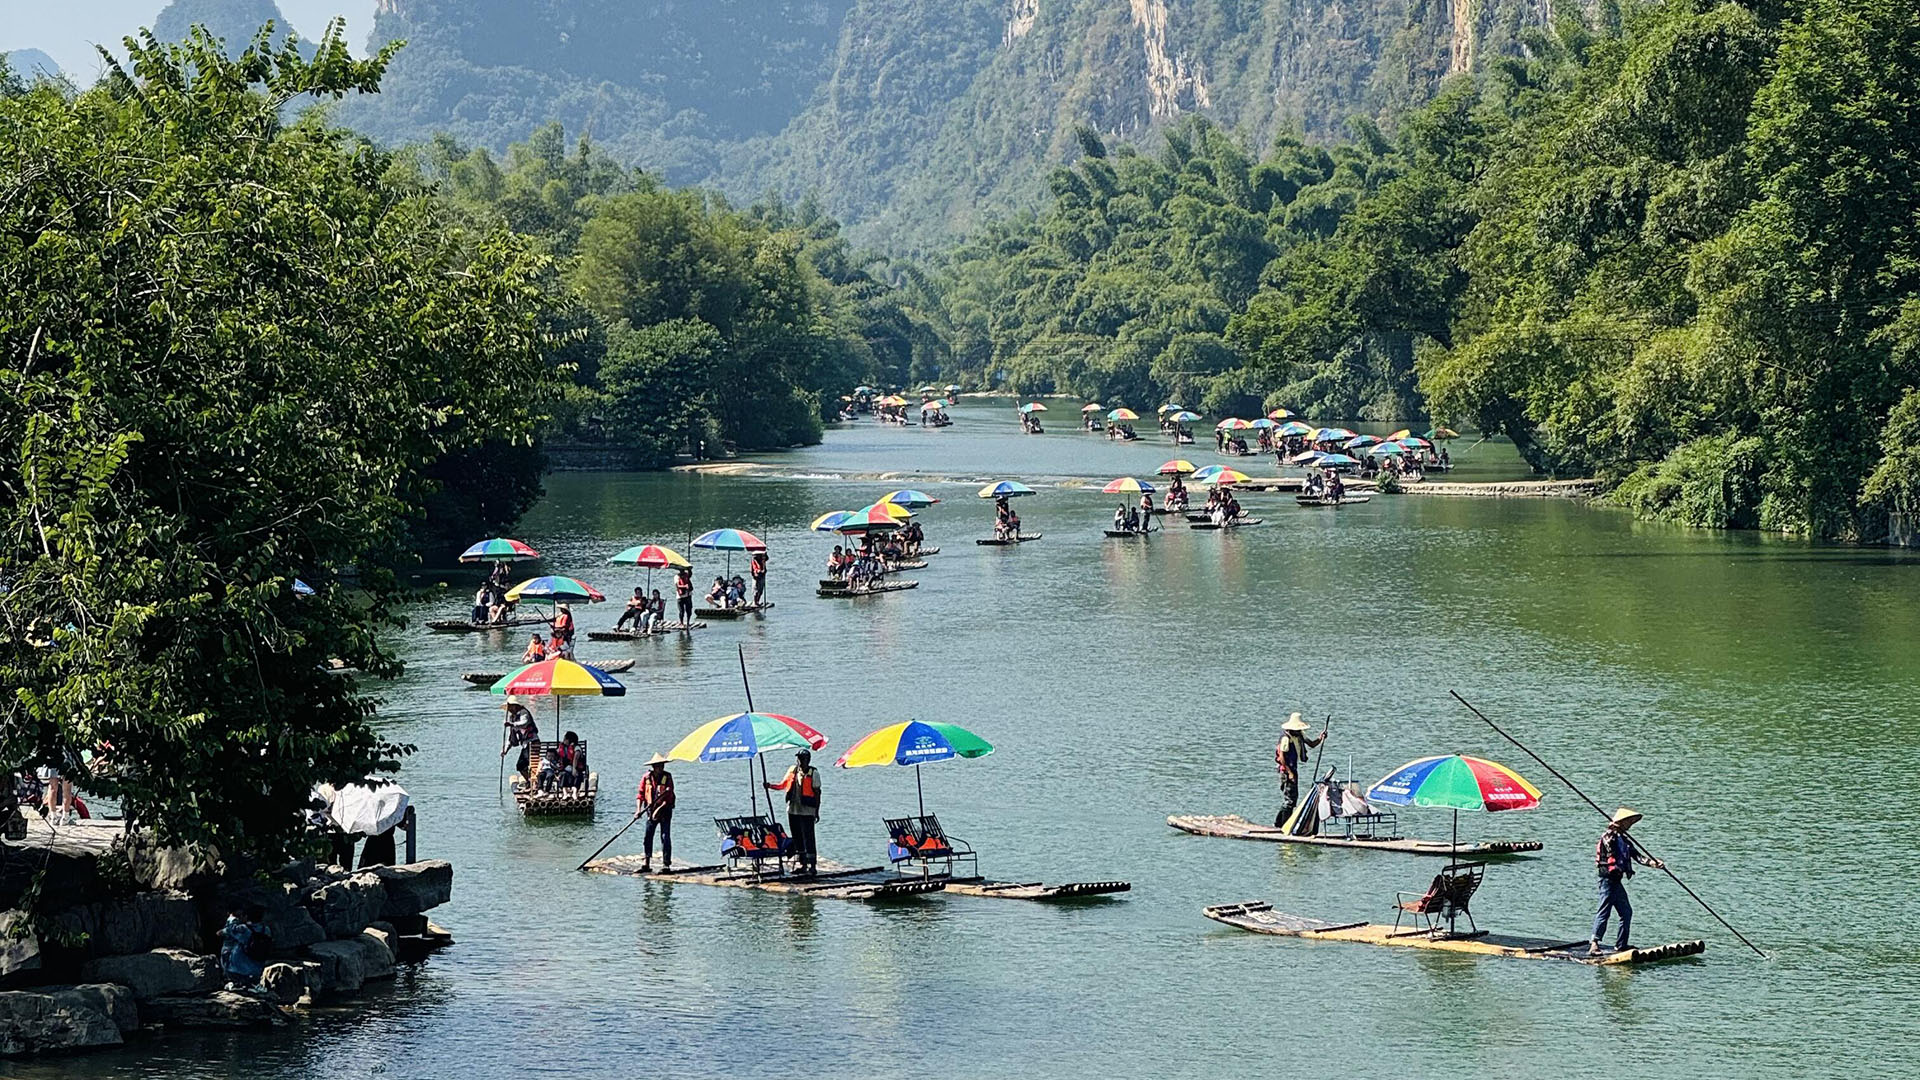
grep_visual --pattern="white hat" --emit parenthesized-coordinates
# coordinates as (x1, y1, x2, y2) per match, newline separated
(1610, 807, 1643, 829)
(1282, 713, 1310, 733)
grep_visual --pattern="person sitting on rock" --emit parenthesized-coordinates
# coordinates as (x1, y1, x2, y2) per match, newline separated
(220, 901, 270, 992)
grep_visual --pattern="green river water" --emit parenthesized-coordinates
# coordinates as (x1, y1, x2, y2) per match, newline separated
(22, 402, 1920, 1079)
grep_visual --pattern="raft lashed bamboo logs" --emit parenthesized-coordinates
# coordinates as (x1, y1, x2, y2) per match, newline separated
(694, 603, 775, 620)
(427, 616, 548, 633)
(586, 622, 707, 641)
(1202, 901, 1704, 966)
(817, 580, 919, 598)
(584, 856, 1127, 902)
(1168, 814, 1542, 857)
(975, 535, 1042, 546)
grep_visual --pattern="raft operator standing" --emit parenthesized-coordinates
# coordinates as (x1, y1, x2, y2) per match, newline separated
(1590, 808, 1664, 955)
(766, 749, 822, 875)
(1274, 714, 1326, 826)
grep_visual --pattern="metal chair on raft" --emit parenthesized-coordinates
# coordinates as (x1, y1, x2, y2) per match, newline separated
(883, 815, 977, 879)
(1393, 862, 1487, 937)
(714, 815, 792, 874)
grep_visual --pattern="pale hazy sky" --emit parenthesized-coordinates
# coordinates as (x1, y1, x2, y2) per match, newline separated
(3, 2, 379, 80)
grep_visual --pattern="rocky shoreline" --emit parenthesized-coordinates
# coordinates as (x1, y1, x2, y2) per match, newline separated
(0, 817, 452, 1058)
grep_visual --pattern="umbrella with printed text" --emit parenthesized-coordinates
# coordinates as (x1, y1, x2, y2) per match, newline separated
(1367, 754, 1541, 863)
(837, 720, 994, 817)
(668, 711, 828, 820)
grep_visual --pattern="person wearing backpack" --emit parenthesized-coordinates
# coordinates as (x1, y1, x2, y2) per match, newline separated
(220, 902, 270, 991)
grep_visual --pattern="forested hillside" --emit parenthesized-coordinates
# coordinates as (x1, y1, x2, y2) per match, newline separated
(337, 0, 1557, 249)
(937, 0, 1920, 541)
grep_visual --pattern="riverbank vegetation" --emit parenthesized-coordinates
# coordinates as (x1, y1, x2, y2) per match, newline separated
(0, 27, 566, 857)
(929, 0, 1920, 540)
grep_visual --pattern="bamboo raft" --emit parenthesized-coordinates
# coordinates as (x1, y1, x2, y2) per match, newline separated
(935, 876, 1131, 901)
(426, 616, 547, 634)
(585, 857, 947, 901)
(1295, 495, 1373, 507)
(1189, 518, 1264, 530)
(585, 622, 706, 641)
(694, 602, 775, 620)
(817, 580, 920, 598)
(512, 744, 598, 817)
(1168, 814, 1542, 857)
(461, 658, 632, 686)
(1201, 902, 1705, 966)
(976, 535, 1043, 545)
(916, 547, 941, 556)
(1103, 529, 1151, 538)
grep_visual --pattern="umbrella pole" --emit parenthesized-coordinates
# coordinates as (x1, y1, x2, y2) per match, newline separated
(916, 763, 925, 818)
(499, 720, 508, 802)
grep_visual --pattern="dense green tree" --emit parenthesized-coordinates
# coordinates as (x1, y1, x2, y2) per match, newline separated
(0, 26, 563, 857)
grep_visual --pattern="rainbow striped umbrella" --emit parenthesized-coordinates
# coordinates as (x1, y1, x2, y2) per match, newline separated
(836, 720, 995, 816)
(1080, 403, 1104, 413)
(1369, 442, 1405, 457)
(1216, 417, 1253, 430)
(880, 489, 940, 508)
(1249, 418, 1278, 429)
(1385, 429, 1413, 441)
(834, 503, 909, 534)
(978, 481, 1035, 498)
(460, 537, 539, 563)
(1317, 453, 1360, 468)
(1367, 754, 1541, 859)
(692, 528, 767, 574)
(1019, 402, 1048, 414)
(1158, 460, 1198, 476)
(1108, 408, 1141, 422)
(1345, 434, 1382, 449)
(490, 657, 625, 726)
(1267, 408, 1296, 419)
(1102, 477, 1155, 494)
(1204, 468, 1252, 486)
(609, 544, 689, 569)
(1277, 421, 1314, 437)
(669, 710, 830, 820)
(1169, 411, 1203, 424)
(1158, 403, 1187, 414)
(1189, 465, 1226, 482)
(811, 511, 855, 533)
(505, 576, 605, 604)
(1398, 436, 1432, 450)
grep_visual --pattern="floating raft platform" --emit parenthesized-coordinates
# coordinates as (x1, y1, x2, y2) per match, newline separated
(1202, 902, 1704, 966)
(976, 535, 1043, 546)
(426, 616, 548, 634)
(936, 876, 1131, 902)
(916, 547, 941, 556)
(817, 580, 919, 598)
(585, 622, 706, 641)
(694, 603, 775, 620)
(462, 658, 632, 686)
(1190, 518, 1263, 530)
(585, 857, 945, 901)
(1103, 529, 1151, 538)
(1295, 495, 1373, 507)
(1168, 815, 1541, 857)
(513, 773, 599, 817)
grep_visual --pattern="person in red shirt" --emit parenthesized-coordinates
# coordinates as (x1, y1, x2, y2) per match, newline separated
(674, 567, 694, 625)
(636, 754, 676, 871)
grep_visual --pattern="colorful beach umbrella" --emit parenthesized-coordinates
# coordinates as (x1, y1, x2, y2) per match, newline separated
(1189, 465, 1226, 482)
(1019, 402, 1048, 414)
(1080, 403, 1104, 413)
(668, 711, 830, 821)
(692, 528, 767, 552)
(978, 481, 1035, 498)
(1158, 403, 1187, 414)
(811, 511, 855, 533)
(1345, 434, 1382, 449)
(1169, 411, 1203, 424)
(489, 657, 625, 726)
(505, 576, 606, 605)
(920, 400, 946, 412)
(835, 504, 908, 533)
(1102, 477, 1155, 494)
(836, 720, 995, 816)
(1267, 408, 1296, 419)
(1426, 427, 1460, 440)
(1216, 417, 1253, 430)
(1158, 460, 1198, 476)
(1317, 453, 1360, 468)
(1277, 421, 1313, 437)
(1398, 436, 1432, 450)
(609, 544, 690, 569)
(1288, 450, 1327, 466)
(460, 538, 539, 563)
(1386, 429, 1413, 441)
(1369, 442, 1406, 457)
(1249, 418, 1278, 429)
(1108, 408, 1140, 422)
(880, 489, 940, 508)
(1205, 468, 1252, 486)
(1367, 753, 1541, 859)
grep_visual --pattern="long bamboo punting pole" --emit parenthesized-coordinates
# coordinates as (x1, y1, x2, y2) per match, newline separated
(1450, 690, 1768, 958)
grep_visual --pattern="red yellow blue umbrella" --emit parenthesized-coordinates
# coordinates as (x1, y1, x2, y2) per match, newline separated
(1158, 460, 1198, 476)
(836, 720, 994, 817)
(489, 657, 625, 726)
(460, 537, 538, 563)
(1367, 754, 1541, 859)
(668, 711, 829, 820)
(1102, 477, 1156, 494)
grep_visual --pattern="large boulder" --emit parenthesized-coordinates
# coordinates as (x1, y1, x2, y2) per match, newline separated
(47, 891, 200, 958)
(144, 990, 285, 1029)
(0, 983, 133, 1055)
(219, 880, 325, 952)
(0, 911, 40, 980)
(79, 949, 219, 1001)
(259, 961, 319, 1005)
(303, 931, 394, 996)
(366, 861, 452, 917)
(304, 874, 385, 940)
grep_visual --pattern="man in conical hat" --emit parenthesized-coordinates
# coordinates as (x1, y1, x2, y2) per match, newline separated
(1273, 713, 1326, 827)
(1590, 808, 1664, 955)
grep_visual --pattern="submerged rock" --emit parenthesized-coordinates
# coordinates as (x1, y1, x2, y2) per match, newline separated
(144, 990, 286, 1029)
